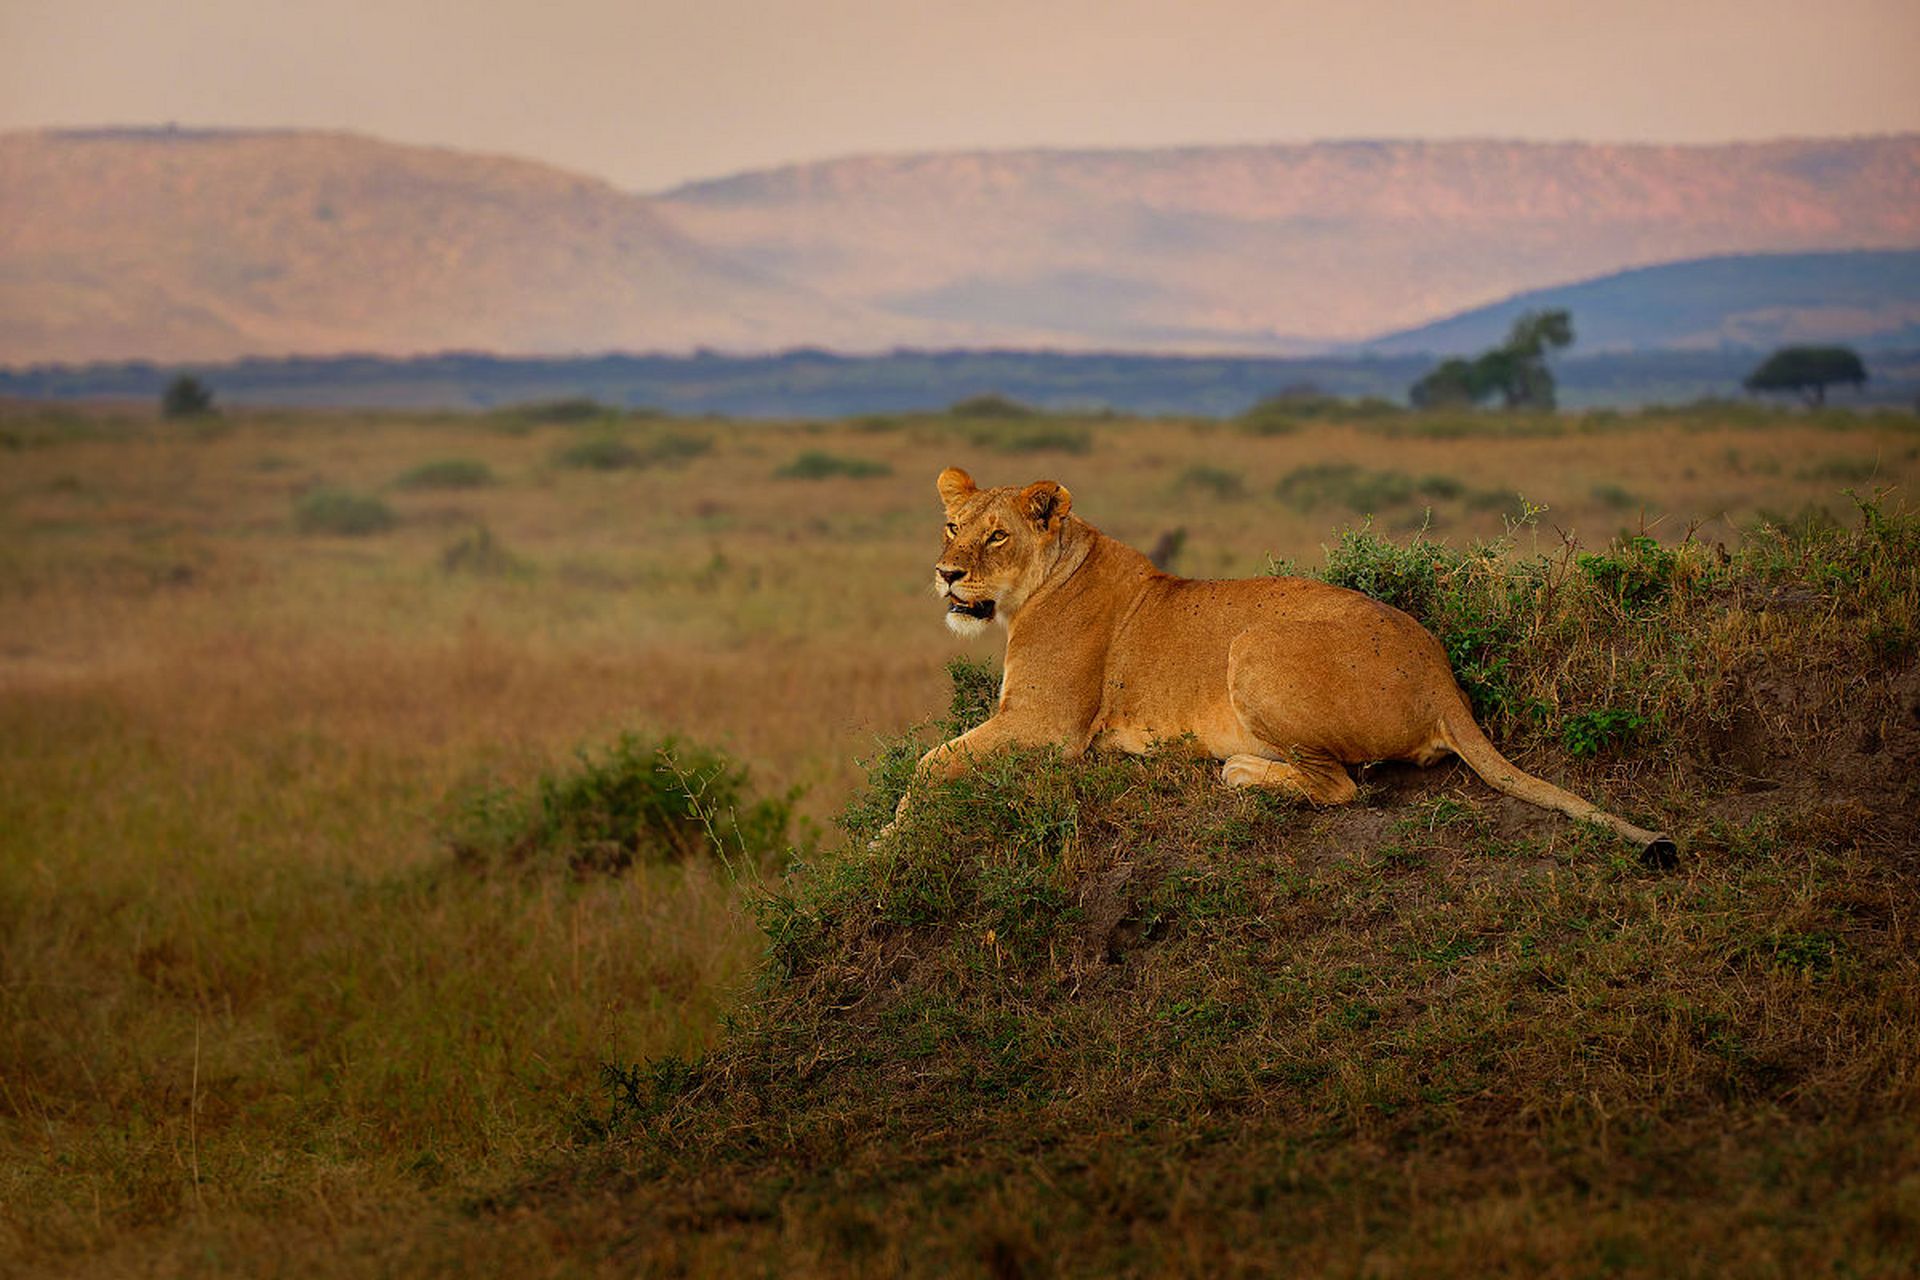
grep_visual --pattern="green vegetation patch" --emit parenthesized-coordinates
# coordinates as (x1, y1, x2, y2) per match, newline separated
(439, 524, 526, 577)
(963, 419, 1094, 455)
(443, 732, 798, 877)
(292, 486, 396, 536)
(775, 451, 894, 480)
(1274, 463, 1473, 513)
(948, 393, 1037, 418)
(1175, 464, 1248, 499)
(553, 430, 712, 471)
(393, 457, 497, 490)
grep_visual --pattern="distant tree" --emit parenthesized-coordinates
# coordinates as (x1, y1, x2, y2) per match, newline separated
(162, 374, 215, 418)
(1408, 358, 1484, 409)
(1409, 309, 1574, 411)
(1743, 346, 1867, 407)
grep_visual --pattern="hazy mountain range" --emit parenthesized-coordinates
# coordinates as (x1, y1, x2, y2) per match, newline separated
(1361, 249, 1920, 355)
(2, 128, 1917, 365)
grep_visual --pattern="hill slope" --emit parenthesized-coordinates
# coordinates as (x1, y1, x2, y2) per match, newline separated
(0, 129, 930, 363)
(1364, 249, 1920, 354)
(660, 137, 1920, 350)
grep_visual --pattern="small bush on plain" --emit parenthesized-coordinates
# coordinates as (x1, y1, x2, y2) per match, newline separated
(294, 487, 395, 536)
(966, 420, 1093, 455)
(1176, 465, 1247, 499)
(775, 451, 893, 480)
(394, 458, 496, 490)
(445, 732, 797, 877)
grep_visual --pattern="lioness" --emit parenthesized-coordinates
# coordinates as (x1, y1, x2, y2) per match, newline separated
(910, 467, 1674, 859)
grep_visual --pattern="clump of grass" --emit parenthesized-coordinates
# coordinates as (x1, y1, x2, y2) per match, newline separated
(1799, 456, 1879, 483)
(775, 451, 893, 480)
(554, 431, 711, 472)
(1576, 534, 1677, 612)
(500, 397, 618, 423)
(1242, 390, 1401, 424)
(635, 430, 713, 467)
(1591, 481, 1641, 510)
(948, 394, 1036, 418)
(1362, 412, 1568, 440)
(554, 436, 644, 470)
(439, 524, 525, 577)
(965, 420, 1093, 455)
(1175, 464, 1247, 499)
(393, 458, 496, 490)
(1274, 464, 1465, 513)
(444, 732, 798, 877)
(293, 487, 395, 536)
(1561, 706, 1648, 757)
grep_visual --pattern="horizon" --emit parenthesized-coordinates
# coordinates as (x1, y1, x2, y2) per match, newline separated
(19, 122, 1920, 191)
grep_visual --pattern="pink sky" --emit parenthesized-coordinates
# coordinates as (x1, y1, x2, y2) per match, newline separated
(4, 0, 1918, 191)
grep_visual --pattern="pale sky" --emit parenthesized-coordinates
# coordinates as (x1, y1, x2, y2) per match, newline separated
(3, 0, 1917, 192)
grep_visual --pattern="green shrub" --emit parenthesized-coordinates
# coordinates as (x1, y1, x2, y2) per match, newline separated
(775, 451, 893, 480)
(1798, 457, 1879, 483)
(948, 394, 1036, 418)
(1274, 464, 1464, 513)
(966, 421, 1093, 455)
(1577, 535, 1677, 611)
(1560, 707, 1647, 758)
(554, 436, 644, 470)
(552, 431, 710, 472)
(1242, 391, 1400, 424)
(393, 458, 496, 490)
(293, 487, 395, 536)
(445, 733, 797, 877)
(501, 397, 617, 423)
(1176, 465, 1247, 499)
(637, 431, 713, 467)
(1591, 483, 1640, 510)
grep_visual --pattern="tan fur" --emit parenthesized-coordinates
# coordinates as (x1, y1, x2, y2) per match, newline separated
(910, 467, 1673, 855)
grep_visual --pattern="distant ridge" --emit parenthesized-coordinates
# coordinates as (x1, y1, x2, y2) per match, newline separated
(3, 129, 1917, 362)
(0, 129, 942, 364)
(659, 136, 1920, 350)
(1360, 250, 1920, 354)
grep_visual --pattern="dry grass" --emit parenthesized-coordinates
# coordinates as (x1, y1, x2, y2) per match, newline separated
(0, 399, 1916, 1274)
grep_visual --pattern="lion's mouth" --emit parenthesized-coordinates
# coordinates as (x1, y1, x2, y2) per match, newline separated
(947, 595, 996, 622)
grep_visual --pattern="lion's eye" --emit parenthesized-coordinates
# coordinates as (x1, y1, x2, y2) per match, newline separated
(985, 530, 1009, 546)
(944, 523, 958, 539)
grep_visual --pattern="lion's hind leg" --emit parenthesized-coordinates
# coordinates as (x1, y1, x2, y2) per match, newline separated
(1220, 750, 1357, 806)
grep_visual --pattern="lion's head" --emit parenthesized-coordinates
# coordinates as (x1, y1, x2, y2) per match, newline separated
(931, 467, 1075, 637)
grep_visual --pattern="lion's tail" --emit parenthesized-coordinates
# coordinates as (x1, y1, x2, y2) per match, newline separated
(1437, 708, 1676, 862)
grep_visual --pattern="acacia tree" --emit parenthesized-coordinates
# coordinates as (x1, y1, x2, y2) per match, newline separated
(1409, 309, 1574, 410)
(161, 374, 215, 418)
(1743, 346, 1867, 407)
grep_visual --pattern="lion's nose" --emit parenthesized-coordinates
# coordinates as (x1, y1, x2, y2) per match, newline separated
(937, 567, 966, 585)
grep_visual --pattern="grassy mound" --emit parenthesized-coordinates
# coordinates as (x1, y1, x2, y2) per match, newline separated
(486, 504, 1920, 1275)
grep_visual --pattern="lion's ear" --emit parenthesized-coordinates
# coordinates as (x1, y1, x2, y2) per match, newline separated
(1021, 479, 1072, 531)
(937, 467, 976, 508)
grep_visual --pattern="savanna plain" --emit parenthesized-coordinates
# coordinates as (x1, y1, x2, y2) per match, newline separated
(2, 398, 1917, 1276)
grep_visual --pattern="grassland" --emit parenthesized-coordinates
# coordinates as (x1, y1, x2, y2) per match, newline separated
(1, 399, 1916, 1275)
